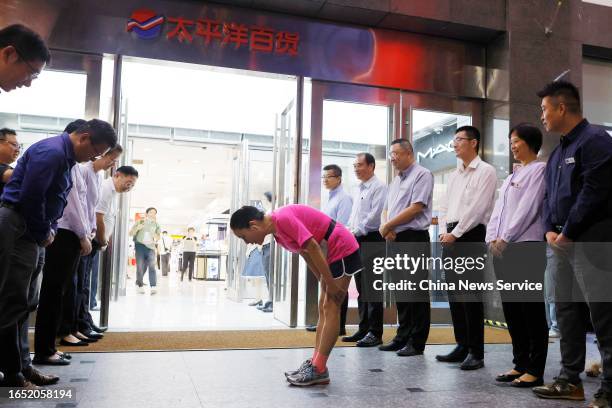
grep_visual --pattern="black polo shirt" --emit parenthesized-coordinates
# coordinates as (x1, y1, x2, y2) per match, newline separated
(543, 119, 612, 240)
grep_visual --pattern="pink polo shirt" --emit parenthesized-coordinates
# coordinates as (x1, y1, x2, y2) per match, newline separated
(271, 204, 359, 264)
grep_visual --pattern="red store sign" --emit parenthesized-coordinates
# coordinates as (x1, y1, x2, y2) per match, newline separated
(127, 9, 299, 56)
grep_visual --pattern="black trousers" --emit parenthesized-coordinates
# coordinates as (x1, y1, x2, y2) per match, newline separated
(76, 249, 97, 333)
(392, 229, 431, 350)
(550, 222, 612, 391)
(182, 251, 196, 281)
(0, 207, 39, 376)
(444, 224, 486, 359)
(18, 247, 45, 371)
(161, 253, 170, 276)
(340, 231, 385, 338)
(34, 228, 82, 358)
(493, 243, 549, 377)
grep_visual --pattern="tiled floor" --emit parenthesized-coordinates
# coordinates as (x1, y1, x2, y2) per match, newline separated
(3, 335, 603, 408)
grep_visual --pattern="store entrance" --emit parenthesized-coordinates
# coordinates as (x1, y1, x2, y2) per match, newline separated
(102, 57, 298, 331)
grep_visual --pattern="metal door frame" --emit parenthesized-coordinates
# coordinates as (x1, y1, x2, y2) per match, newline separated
(305, 80, 402, 326)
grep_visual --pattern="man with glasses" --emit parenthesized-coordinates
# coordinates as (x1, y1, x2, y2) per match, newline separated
(317, 164, 352, 335)
(0, 24, 49, 93)
(74, 144, 124, 339)
(435, 125, 497, 370)
(0, 128, 59, 387)
(378, 139, 434, 357)
(0, 119, 116, 387)
(0, 128, 20, 179)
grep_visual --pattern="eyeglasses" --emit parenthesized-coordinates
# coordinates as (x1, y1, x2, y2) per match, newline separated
(453, 136, 473, 143)
(91, 144, 110, 160)
(13, 46, 41, 81)
(321, 175, 339, 180)
(1, 140, 23, 150)
(387, 150, 404, 159)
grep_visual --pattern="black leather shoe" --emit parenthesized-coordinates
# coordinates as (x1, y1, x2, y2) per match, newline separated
(356, 333, 383, 348)
(261, 304, 273, 313)
(460, 354, 484, 370)
(342, 331, 366, 342)
(75, 336, 98, 343)
(91, 324, 107, 333)
(83, 331, 104, 339)
(23, 367, 60, 386)
(397, 344, 424, 357)
(305, 325, 317, 332)
(511, 377, 543, 388)
(496, 372, 523, 382)
(378, 340, 405, 351)
(435, 345, 468, 362)
(59, 339, 89, 347)
(32, 355, 71, 366)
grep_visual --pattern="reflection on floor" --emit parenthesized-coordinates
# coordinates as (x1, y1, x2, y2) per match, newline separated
(12, 336, 601, 408)
(105, 270, 285, 331)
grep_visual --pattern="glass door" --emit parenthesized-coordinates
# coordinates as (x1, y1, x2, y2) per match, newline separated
(271, 97, 299, 326)
(401, 92, 482, 321)
(305, 81, 402, 326)
(227, 140, 250, 302)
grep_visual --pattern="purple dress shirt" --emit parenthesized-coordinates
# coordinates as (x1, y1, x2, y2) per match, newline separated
(486, 161, 546, 243)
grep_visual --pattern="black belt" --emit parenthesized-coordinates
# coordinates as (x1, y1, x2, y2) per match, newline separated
(324, 219, 337, 241)
(0, 201, 19, 211)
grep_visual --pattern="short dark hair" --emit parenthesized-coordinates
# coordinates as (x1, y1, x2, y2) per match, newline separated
(187, 227, 195, 232)
(64, 119, 87, 134)
(162, 230, 168, 234)
(536, 80, 581, 114)
(75, 119, 117, 149)
(455, 125, 481, 152)
(116, 165, 138, 177)
(509, 123, 543, 154)
(0, 24, 50, 63)
(230, 206, 264, 230)
(145, 207, 157, 214)
(104, 143, 123, 156)
(323, 164, 342, 178)
(357, 152, 376, 169)
(0, 128, 16, 139)
(390, 138, 414, 153)
(264, 191, 272, 203)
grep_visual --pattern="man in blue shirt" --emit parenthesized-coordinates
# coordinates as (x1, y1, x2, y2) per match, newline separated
(342, 153, 387, 347)
(533, 81, 612, 407)
(0, 24, 49, 93)
(0, 119, 117, 388)
(322, 164, 353, 336)
(379, 139, 435, 358)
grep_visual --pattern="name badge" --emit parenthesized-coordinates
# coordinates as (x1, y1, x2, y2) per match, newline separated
(565, 157, 575, 164)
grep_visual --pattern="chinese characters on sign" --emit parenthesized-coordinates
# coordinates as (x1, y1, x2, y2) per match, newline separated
(164, 17, 299, 56)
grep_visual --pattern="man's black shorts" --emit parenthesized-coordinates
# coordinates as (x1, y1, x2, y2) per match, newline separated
(329, 250, 363, 279)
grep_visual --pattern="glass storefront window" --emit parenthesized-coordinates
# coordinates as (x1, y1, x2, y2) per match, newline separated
(583, 58, 612, 135)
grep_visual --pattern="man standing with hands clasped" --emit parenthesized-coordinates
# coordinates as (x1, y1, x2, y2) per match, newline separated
(532, 81, 612, 407)
(378, 139, 434, 357)
(436, 126, 497, 370)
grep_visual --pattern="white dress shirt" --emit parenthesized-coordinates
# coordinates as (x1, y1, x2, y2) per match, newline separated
(441, 156, 497, 238)
(57, 165, 90, 239)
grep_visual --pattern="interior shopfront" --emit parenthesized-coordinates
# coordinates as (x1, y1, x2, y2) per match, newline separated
(1, 0, 510, 331)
